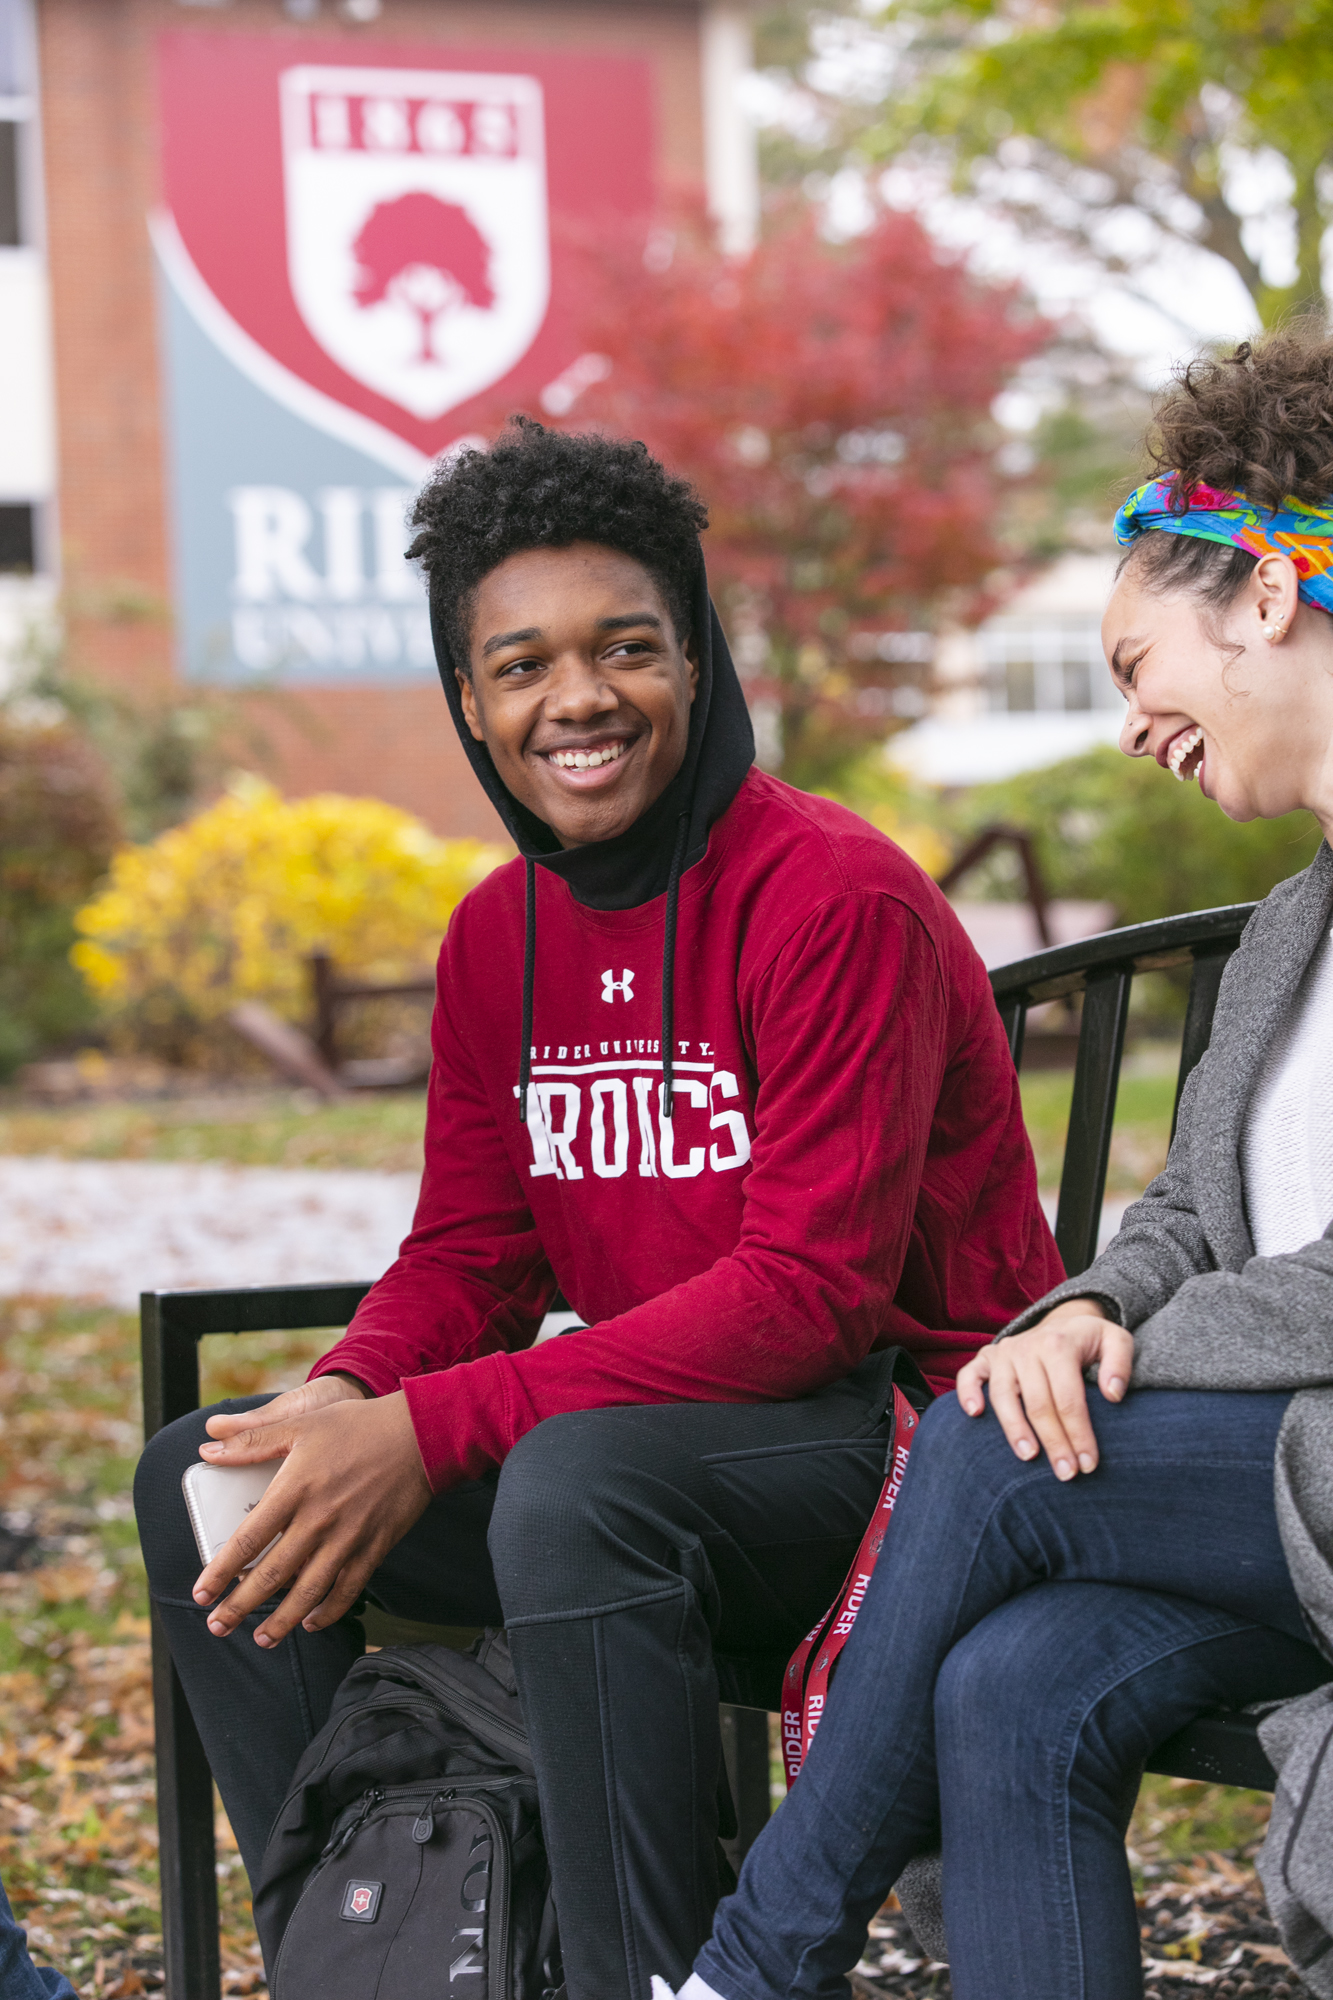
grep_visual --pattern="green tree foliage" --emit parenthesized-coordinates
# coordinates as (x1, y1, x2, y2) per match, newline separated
(953, 744, 1320, 923)
(0, 720, 122, 1076)
(24, 650, 280, 844)
(867, 0, 1333, 324)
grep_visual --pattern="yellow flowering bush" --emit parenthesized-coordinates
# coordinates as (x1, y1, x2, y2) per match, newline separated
(72, 776, 508, 1053)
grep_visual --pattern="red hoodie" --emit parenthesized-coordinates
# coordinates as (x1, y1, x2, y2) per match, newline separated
(312, 769, 1063, 1491)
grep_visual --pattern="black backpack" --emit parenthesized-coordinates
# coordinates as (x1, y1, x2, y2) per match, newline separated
(253, 1630, 560, 2000)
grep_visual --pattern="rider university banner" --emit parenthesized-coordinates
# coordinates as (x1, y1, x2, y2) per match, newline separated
(153, 32, 653, 686)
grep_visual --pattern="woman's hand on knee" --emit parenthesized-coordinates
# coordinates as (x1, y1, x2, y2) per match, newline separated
(954, 1303, 1135, 1481)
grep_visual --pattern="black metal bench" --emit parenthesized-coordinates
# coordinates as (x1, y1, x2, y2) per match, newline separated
(141, 899, 1267, 1997)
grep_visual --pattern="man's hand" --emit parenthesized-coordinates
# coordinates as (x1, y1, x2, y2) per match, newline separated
(191, 1388, 432, 1648)
(954, 1299, 1135, 1480)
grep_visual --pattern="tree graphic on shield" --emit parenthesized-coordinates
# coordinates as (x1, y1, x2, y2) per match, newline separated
(352, 193, 496, 365)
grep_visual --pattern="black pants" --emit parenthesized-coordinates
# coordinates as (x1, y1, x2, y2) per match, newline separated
(133, 1362, 896, 2000)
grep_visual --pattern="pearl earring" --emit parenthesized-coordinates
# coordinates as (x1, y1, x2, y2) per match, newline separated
(1266, 623, 1286, 642)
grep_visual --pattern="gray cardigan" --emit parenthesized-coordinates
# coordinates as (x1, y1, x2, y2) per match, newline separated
(1003, 839, 1333, 1990)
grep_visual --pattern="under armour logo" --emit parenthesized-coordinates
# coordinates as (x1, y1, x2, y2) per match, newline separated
(601, 968, 635, 1003)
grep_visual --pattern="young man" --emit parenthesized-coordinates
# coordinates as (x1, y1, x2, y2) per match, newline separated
(135, 421, 1061, 1999)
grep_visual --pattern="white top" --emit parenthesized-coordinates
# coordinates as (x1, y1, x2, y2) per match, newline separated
(1241, 925, 1333, 1257)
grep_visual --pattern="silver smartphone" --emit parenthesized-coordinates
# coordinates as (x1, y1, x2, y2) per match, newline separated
(181, 1459, 281, 1569)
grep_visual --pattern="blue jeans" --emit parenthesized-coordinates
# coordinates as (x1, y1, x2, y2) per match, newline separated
(697, 1388, 1331, 2000)
(0, 1875, 76, 2000)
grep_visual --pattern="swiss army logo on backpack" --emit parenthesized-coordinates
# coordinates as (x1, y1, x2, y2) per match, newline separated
(341, 1880, 381, 1923)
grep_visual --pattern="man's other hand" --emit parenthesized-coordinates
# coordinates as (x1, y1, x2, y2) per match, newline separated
(201, 1371, 368, 1447)
(954, 1300, 1135, 1481)
(191, 1387, 432, 1647)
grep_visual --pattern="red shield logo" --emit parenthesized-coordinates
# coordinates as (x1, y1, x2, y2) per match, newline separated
(350, 1887, 372, 1916)
(279, 65, 548, 422)
(155, 31, 654, 465)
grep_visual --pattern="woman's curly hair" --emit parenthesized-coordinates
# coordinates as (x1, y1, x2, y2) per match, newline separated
(407, 417, 708, 674)
(1125, 321, 1333, 613)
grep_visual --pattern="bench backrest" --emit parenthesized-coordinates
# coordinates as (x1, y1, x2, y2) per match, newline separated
(989, 902, 1255, 1277)
(141, 1281, 373, 1439)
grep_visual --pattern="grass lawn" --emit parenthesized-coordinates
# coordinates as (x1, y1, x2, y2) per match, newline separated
(0, 1089, 429, 1175)
(0, 1059, 1178, 1196)
(0, 1297, 337, 1996)
(0, 1297, 1298, 1998)
(1020, 1050, 1178, 1193)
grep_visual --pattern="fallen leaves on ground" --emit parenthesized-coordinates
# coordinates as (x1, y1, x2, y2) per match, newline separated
(0, 1296, 1313, 1998)
(0, 1297, 330, 1996)
(852, 1797, 1307, 1997)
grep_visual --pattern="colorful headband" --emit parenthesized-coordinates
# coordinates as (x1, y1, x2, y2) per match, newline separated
(1113, 476, 1333, 616)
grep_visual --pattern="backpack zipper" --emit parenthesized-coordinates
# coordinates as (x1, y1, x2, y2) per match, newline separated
(321, 1787, 383, 1862)
(412, 1788, 455, 1844)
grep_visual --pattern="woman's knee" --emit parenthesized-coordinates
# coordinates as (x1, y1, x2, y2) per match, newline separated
(933, 1583, 1129, 1770)
(933, 1583, 1239, 1790)
(896, 1389, 1017, 1525)
(933, 1608, 1038, 1770)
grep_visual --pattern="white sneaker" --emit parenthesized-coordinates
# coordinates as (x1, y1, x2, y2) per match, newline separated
(651, 1975, 726, 2000)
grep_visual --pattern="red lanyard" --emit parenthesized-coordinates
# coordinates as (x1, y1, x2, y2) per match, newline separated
(780, 1385, 921, 1788)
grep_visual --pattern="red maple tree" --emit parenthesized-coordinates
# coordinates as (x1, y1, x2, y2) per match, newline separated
(517, 203, 1054, 785)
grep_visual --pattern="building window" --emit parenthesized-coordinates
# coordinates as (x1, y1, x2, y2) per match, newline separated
(0, 0, 33, 248)
(0, 0, 24, 97)
(1003, 658, 1036, 713)
(1062, 657, 1093, 712)
(0, 503, 35, 572)
(983, 625, 1114, 714)
(0, 121, 17, 245)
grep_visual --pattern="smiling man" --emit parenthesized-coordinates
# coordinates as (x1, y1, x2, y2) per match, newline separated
(135, 420, 1061, 2000)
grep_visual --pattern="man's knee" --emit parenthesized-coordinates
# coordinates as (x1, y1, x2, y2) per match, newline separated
(489, 1409, 694, 1618)
(491, 1411, 624, 1550)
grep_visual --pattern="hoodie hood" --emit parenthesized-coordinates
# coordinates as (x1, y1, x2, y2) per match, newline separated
(430, 548, 755, 911)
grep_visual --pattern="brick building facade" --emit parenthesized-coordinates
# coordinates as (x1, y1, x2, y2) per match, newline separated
(1, 0, 754, 839)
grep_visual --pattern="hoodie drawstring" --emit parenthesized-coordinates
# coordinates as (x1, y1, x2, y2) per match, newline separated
(660, 812, 690, 1120)
(518, 856, 537, 1122)
(516, 815, 691, 1126)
